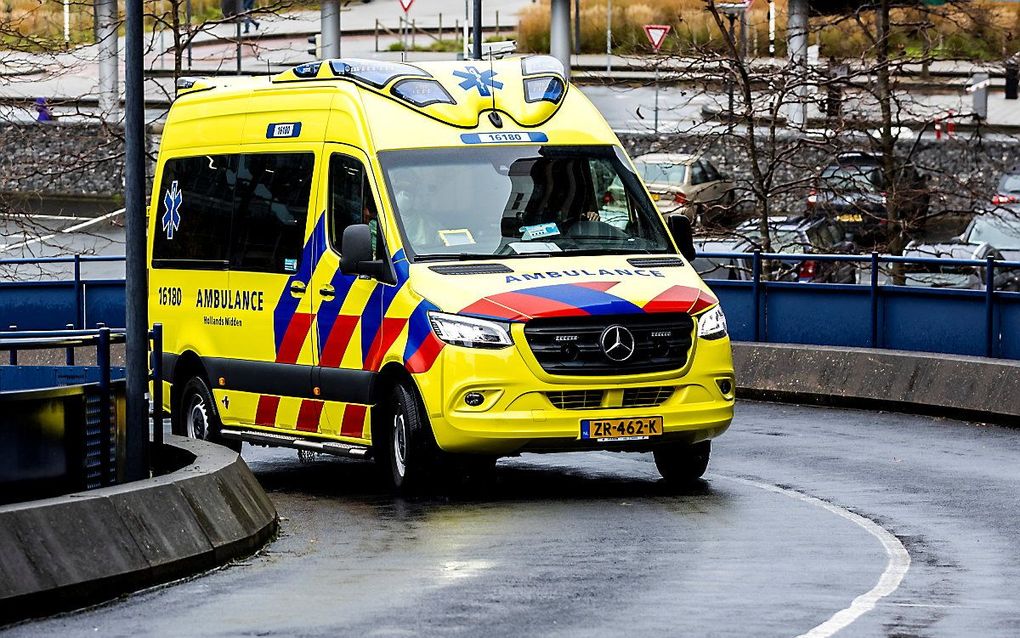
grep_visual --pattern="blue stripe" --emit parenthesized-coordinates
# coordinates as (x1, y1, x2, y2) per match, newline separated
(359, 250, 410, 363)
(402, 299, 439, 362)
(519, 284, 642, 316)
(273, 215, 327, 352)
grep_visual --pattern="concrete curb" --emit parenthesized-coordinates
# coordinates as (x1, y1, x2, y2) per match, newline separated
(733, 342, 1020, 426)
(0, 435, 278, 624)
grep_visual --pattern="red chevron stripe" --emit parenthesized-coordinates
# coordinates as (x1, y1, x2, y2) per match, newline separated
(296, 400, 324, 432)
(643, 285, 702, 314)
(276, 312, 314, 364)
(320, 314, 359, 368)
(363, 317, 408, 371)
(255, 395, 280, 426)
(341, 404, 368, 438)
(406, 332, 445, 373)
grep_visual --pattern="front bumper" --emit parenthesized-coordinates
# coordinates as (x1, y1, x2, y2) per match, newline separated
(415, 326, 735, 455)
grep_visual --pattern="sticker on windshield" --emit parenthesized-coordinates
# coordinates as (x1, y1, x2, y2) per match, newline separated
(460, 132, 549, 144)
(438, 228, 476, 247)
(520, 222, 560, 241)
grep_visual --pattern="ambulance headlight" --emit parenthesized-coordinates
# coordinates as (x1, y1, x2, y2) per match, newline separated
(428, 312, 513, 349)
(697, 306, 728, 340)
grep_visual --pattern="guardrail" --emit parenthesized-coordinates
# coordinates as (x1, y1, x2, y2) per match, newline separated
(0, 324, 165, 502)
(2, 253, 1018, 360)
(698, 251, 1020, 360)
(0, 255, 125, 331)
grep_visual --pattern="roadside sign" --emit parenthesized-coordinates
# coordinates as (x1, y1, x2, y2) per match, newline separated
(399, 0, 414, 12)
(643, 24, 671, 52)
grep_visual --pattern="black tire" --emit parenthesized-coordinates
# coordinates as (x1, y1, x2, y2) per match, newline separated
(653, 441, 711, 484)
(176, 376, 241, 453)
(377, 380, 442, 492)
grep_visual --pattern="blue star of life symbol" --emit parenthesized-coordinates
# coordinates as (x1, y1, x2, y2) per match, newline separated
(452, 66, 504, 97)
(162, 180, 182, 240)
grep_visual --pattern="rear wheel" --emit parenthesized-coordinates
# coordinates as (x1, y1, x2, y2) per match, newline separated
(176, 376, 241, 453)
(653, 441, 711, 484)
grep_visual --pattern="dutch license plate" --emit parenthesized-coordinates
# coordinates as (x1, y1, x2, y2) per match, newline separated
(836, 213, 864, 223)
(581, 416, 664, 441)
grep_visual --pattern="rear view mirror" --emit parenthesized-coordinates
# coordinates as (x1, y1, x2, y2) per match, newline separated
(667, 215, 697, 262)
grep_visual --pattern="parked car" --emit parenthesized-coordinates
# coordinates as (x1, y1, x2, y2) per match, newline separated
(632, 153, 736, 224)
(807, 151, 930, 242)
(900, 211, 1020, 290)
(991, 165, 1020, 206)
(692, 216, 857, 283)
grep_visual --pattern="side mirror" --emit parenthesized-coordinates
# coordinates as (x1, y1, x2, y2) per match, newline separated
(667, 215, 697, 262)
(340, 224, 388, 280)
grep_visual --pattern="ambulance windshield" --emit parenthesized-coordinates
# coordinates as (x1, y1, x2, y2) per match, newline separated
(378, 145, 674, 261)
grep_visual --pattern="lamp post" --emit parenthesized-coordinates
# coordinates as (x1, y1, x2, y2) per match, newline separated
(717, 3, 748, 129)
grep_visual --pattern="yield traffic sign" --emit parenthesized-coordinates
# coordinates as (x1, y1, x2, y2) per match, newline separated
(643, 24, 671, 52)
(399, 0, 414, 12)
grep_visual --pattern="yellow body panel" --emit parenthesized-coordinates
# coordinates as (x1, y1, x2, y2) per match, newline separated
(149, 56, 734, 457)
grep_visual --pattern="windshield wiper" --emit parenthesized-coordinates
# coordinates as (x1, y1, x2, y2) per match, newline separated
(561, 248, 661, 256)
(412, 252, 553, 262)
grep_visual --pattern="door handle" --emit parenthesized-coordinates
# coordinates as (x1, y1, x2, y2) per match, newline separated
(289, 281, 307, 297)
(318, 285, 336, 299)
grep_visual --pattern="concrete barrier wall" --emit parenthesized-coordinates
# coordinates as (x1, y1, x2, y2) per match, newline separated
(733, 342, 1020, 426)
(0, 435, 277, 624)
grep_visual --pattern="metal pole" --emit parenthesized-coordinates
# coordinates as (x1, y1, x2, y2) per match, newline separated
(63, 0, 70, 43)
(574, 0, 580, 54)
(74, 254, 83, 328)
(186, 0, 192, 68)
(550, 0, 571, 78)
(870, 252, 879, 348)
(653, 63, 660, 134)
(727, 14, 735, 125)
(985, 256, 995, 357)
(787, 0, 809, 129)
(124, 0, 149, 481)
(7, 326, 16, 366)
(321, 0, 341, 58)
(236, 17, 242, 74)
(768, 0, 776, 57)
(151, 324, 164, 452)
(95, 0, 118, 122)
(606, 0, 612, 73)
(463, 0, 469, 60)
(472, 0, 482, 61)
(752, 250, 762, 342)
(97, 326, 112, 485)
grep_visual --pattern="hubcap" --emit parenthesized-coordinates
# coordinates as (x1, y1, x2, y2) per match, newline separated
(186, 394, 208, 440)
(393, 413, 408, 478)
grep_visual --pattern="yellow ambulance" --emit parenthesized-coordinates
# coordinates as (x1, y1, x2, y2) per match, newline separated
(149, 56, 734, 490)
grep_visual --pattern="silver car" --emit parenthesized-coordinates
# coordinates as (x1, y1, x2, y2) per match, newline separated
(633, 153, 736, 224)
(901, 213, 1020, 290)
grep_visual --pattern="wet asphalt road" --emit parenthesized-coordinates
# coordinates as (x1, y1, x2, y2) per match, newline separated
(6, 401, 1020, 637)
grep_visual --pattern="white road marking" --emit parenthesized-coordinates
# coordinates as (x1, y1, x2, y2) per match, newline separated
(715, 474, 911, 638)
(0, 208, 124, 253)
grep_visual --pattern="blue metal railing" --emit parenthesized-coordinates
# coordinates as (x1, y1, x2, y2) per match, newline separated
(2, 253, 1019, 360)
(0, 254, 125, 330)
(698, 250, 1020, 359)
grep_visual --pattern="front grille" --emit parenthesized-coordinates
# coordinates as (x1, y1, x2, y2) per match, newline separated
(524, 313, 694, 375)
(546, 390, 604, 410)
(622, 386, 674, 407)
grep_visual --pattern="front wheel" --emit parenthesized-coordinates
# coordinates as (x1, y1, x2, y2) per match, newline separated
(175, 376, 241, 453)
(379, 381, 441, 492)
(653, 441, 711, 484)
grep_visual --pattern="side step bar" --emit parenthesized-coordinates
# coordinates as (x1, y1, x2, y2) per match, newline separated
(220, 428, 372, 459)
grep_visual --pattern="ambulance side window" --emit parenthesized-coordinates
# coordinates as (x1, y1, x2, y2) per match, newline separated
(328, 154, 381, 259)
(231, 152, 315, 274)
(152, 154, 236, 268)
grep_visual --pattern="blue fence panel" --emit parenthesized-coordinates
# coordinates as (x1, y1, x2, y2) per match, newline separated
(706, 281, 756, 342)
(0, 282, 77, 330)
(998, 292, 1020, 360)
(880, 287, 988, 356)
(84, 280, 128, 329)
(763, 283, 872, 347)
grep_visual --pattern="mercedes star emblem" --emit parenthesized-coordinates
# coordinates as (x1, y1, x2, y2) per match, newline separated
(600, 325, 636, 362)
